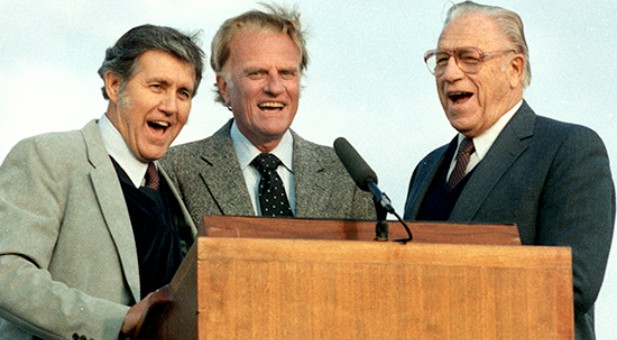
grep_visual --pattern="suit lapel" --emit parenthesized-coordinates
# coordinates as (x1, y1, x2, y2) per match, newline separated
(292, 132, 330, 217)
(451, 102, 535, 220)
(199, 121, 255, 216)
(159, 167, 197, 239)
(82, 121, 141, 302)
(405, 143, 451, 219)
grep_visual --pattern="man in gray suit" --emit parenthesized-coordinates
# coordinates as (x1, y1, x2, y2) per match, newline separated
(0, 25, 203, 339)
(163, 5, 375, 225)
(403, 2, 614, 339)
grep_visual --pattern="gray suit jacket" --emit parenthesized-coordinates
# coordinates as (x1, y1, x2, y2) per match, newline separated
(404, 101, 615, 339)
(0, 120, 196, 339)
(162, 119, 375, 227)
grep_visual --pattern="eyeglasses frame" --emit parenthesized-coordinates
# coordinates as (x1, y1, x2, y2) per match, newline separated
(423, 47, 516, 76)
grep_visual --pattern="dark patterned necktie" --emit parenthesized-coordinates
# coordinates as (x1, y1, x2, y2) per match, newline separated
(448, 138, 475, 189)
(145, 162, 160, 191)
(251, 153, 293, 217)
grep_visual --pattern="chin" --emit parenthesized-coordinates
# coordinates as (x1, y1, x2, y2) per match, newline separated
(264, 121, 291, 133)
(144, 148, 170, 161)
(448, 119, 472, 134)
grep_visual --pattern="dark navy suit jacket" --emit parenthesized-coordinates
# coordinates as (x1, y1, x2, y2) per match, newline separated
(404, 101, 615, 339)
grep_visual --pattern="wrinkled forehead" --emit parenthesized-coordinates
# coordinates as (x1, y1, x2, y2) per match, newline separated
(438, 13, 505, 51)
(234, 27, 295, 51)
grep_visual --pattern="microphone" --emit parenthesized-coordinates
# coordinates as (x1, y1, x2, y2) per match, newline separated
(333, 137, 393, 213)
(333, 137, 412, 242)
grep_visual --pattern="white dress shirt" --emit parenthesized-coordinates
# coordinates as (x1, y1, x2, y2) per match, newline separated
(230, 120, 295, 216)
(98, 114, 151, 188)
(447, 100, 523, 180)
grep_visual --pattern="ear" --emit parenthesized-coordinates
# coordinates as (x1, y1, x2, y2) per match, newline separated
(104, 71, 122, 103)
(216, 73, 231, 106)
(507, 54, 526, 88)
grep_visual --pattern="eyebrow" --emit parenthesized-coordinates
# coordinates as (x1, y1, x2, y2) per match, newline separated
(146, 77, 170, 85)
(149, 77, 194, 94)
(242, 63, 300, 72)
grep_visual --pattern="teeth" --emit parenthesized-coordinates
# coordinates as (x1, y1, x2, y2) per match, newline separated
(150, 121, 170, 127)
(258, 102, 285, 109)
(448, 92, 472, 101)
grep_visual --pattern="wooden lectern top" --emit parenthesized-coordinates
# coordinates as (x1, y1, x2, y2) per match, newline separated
(201, 215, 522, 245)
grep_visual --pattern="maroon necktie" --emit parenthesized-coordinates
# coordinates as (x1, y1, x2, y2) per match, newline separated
(448, 138, 475, 189)
(145, 162, 160, 191)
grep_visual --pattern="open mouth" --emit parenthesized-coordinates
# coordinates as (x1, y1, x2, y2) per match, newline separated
(448, 91, 473, 104)
(258, 101, 285, 111)
(147, 120, 170, 133)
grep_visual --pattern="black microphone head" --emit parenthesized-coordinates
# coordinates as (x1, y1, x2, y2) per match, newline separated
(333, 137, 378, 191)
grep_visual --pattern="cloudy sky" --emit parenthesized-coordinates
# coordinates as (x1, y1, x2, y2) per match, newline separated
(1, 0, 616, 335)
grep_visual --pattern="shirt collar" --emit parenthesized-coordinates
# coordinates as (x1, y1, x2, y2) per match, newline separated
(98, 114, 150, 187)
(459, 99, 523, 160)
(230, 120, 294, 171)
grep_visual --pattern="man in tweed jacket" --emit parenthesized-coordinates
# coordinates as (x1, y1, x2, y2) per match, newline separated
(162, 5, 374, 225)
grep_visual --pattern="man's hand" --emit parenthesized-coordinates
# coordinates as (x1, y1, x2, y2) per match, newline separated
(120, 291, 154, 337)
(120, 286, 173, 338)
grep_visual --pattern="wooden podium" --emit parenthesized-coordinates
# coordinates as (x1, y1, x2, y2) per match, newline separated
(139, 216, 573, 339)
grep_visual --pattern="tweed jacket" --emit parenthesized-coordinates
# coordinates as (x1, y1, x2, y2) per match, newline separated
(161, 119, 376, 227)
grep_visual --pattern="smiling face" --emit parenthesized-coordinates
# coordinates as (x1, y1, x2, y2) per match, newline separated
(105, 49, 195, 162)
(216, 29, 301, 152)
(436, 13, 524, 137)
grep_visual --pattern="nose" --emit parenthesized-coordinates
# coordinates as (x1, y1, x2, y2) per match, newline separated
(441, 56, 465, 82)
(159, 91, 179, 115)
(264, 72, 284, 96)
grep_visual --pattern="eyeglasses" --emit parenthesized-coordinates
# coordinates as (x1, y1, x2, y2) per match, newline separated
(424, 47, 515, 76)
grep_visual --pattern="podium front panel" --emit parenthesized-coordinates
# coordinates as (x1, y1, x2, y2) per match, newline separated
(188, 237, 573, 339)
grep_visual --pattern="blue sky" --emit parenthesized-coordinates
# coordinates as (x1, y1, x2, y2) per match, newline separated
(1, 1, 616, 335)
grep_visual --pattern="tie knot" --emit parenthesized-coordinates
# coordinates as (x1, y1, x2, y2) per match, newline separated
(459, 138, 475, 156)
(145, 162, 160, 190)
(251, 153, 282, 173)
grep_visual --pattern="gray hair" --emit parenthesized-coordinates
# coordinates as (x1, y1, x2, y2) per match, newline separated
(444, 1, 531, 87)
(210, 3, 309, 105)
(98, 24, 205, 99)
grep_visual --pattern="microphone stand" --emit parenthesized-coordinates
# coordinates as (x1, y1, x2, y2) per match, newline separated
(367, 181, 413, 244)
(374, 199, 389, 241)
(367, 180, 389, 241)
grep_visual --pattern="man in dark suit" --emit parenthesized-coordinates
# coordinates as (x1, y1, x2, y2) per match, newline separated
(0, 25, 203, 339)
(403, 2, 614, 339)
(162, 5, 375, 225)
